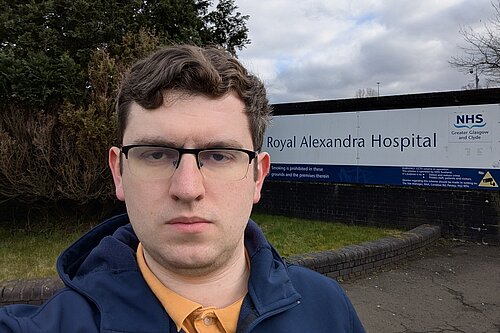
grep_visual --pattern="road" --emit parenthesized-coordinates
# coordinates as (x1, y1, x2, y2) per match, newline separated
(342, 239, 500, 333)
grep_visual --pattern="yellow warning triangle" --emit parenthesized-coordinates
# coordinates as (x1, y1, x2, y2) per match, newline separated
(479, 171, 498, 188)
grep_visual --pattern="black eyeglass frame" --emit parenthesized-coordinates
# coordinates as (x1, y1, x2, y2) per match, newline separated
(120, 144, 259, 169)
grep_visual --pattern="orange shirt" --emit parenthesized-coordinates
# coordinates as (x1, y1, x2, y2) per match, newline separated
(137, 243, 244, 333)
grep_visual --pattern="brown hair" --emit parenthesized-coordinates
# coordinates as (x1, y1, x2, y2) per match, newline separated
(116, 44, 272, 149)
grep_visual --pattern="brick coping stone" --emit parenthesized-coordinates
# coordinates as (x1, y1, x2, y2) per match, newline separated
(1, 224, 440, 306)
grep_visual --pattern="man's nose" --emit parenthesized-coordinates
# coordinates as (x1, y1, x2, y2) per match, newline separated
(168, 153, 205, 202)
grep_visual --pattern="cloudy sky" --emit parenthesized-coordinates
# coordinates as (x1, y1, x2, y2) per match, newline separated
(233, 0, 495, 104)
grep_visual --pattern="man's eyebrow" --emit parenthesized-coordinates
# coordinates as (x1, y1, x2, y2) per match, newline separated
(203, 140, 245, 149)
(126, 137, 246, 149)
(127, 137, 177, 146)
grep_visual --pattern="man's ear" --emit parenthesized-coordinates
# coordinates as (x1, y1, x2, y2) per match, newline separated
(109, 147, 125, 201)
(253, 152, 270, 204)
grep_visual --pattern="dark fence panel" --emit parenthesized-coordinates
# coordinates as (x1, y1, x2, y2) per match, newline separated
(255, 181, 500, 243)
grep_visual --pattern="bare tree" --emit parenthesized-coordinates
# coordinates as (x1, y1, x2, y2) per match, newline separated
(355, 88, 378, 98)
(450, 1, 500, 87)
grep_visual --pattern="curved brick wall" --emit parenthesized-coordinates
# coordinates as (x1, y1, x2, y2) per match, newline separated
(0, 277, 63, 306)
(287, 224, 441, 281)
(0, 224, 440, 306)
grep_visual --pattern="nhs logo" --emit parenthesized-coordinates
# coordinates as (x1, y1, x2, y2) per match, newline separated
(453, 113, 486, 129)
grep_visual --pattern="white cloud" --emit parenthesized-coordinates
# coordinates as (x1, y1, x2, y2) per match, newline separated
(234, 0, 497, 103)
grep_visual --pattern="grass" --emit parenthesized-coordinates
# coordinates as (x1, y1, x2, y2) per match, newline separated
(0, 220, 95, 282)
(252, 214, 401, 257)
(0, 214, 401, 282)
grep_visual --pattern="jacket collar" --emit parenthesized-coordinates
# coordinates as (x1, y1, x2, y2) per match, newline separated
(244, 220, 301, 315)
(57, 214, 301, 332)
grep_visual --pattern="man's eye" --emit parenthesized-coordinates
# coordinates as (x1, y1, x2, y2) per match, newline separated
(204, 151, 235, 163)
(149, 151, 166, 160)
(140, 150, 175, 161)
(211, 153, 230, 162)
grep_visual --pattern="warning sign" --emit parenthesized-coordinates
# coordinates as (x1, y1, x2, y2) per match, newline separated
(479, 171, 498, 188)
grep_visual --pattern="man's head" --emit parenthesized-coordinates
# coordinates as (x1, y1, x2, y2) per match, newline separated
(115, 44, 272, 150)
(108, 45, 271, 279)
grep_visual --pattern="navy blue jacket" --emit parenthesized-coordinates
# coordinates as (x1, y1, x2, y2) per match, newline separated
(0, 214, 365, 332)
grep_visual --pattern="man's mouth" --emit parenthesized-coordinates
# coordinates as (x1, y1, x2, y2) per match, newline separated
(166, 217, 211, 233)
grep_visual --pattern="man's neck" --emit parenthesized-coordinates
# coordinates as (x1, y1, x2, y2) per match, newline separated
(143, 246, 250, 308)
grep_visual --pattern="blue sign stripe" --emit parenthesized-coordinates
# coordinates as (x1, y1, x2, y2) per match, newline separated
(269, 163, 500, 190)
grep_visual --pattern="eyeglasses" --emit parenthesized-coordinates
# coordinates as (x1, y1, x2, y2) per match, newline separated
(120, 144, 258, 181)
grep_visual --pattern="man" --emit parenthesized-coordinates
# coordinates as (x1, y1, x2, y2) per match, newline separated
(0, 45, 365, 332)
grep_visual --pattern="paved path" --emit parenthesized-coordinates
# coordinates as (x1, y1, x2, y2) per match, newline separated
(342, 239, 500, 333)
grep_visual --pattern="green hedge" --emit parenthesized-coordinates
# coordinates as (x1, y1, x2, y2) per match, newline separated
(0, 29, 160, 218)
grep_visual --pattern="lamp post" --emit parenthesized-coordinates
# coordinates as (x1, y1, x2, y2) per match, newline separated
(377, 82, 380, 96)
(470, 66, 479, 89)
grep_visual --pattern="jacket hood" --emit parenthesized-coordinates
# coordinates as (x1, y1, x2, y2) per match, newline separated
(56, 214, 301, 331)
(57, 214, 172, 332)
(57, 214, 136, 283)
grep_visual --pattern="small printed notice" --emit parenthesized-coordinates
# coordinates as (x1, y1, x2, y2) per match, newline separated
(270, 164, 331, 181)
(401, 167, 475, 189)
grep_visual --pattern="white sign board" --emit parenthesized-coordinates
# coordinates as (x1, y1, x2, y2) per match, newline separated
(264, 104, 500, 189)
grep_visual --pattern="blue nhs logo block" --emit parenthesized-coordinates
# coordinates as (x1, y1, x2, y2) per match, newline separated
(454, 113, 485, 129)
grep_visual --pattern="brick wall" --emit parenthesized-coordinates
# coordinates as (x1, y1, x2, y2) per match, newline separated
(255, 181, 500, 243)
(0, 278, 63, 306)
(288, 224, 441, 281)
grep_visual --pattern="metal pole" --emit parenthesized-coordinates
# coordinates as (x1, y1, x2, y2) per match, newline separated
(471, 66, 479, 89)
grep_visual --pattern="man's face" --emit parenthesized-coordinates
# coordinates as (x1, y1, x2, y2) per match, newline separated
(109, 92, 270, 277)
